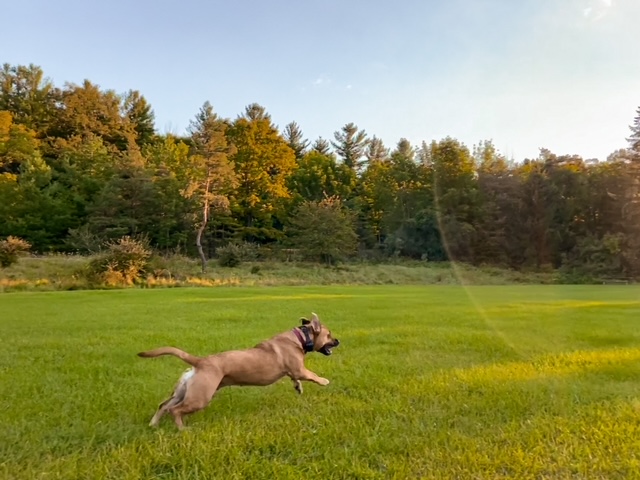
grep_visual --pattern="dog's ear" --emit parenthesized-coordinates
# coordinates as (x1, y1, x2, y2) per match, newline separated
(300, 317, 310, 325)
(310, 312, 321, 333)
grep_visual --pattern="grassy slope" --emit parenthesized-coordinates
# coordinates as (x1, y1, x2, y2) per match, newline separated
(1, 285, 640, 479)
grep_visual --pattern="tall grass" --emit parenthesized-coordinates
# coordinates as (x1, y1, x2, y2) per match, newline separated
(1, 285, 639, 478)
(0, 254, 561, 292)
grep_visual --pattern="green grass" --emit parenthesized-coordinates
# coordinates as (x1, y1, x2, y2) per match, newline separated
(1, 285, 640, 479)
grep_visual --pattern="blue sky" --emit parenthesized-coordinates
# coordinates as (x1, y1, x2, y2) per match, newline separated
(3, 0, 639, 161)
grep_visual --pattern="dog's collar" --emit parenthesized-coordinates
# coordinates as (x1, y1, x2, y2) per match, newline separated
(293, 326, 314, 353)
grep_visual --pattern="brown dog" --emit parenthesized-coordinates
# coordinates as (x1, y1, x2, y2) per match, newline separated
(138, 313, 340, 429)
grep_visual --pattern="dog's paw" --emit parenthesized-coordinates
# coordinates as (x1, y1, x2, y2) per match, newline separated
(318, 377, 330, 386)
(294, 380, 303, 394)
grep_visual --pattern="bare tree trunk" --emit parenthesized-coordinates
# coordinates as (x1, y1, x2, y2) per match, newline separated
(196, 177, 211, 273)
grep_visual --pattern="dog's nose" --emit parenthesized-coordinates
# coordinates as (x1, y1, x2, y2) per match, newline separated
(334, 339, 340, 346)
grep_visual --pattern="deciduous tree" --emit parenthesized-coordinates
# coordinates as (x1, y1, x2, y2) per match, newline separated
(227, 103, 296, 241)
(286, 196, 358, 264)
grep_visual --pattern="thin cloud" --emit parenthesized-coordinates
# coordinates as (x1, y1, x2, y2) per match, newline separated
(582, 0, 613, 21)
(312, 74, 331, 87)
(309, 75, 353, 92)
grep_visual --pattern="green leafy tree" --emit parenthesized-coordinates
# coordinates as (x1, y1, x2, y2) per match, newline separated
(357, 157, 395, 246)
(286, 196, 358, 264)
(0, 111, 44, 176)
(121, 90, 156, 147)
(287, 150, 355, 203)
(472, 140, 516, 264)
(50, 80, 132, 152)
(0, 111, 78, 250)
(359, 139, 433, 256)
(85, 163, 186, 251)
(143, 135, 196, 250)
(227, 103, 296, 241)
(0, 63, 57, 135)
(428, 137, 480, 261)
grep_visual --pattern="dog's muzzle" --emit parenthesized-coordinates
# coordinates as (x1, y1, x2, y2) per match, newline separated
(319, 339, 340, 356)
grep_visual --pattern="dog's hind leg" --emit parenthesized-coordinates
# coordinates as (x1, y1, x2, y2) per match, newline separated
(169, 370, 223, 430)
(149, 368, 192, 427)
(149, 397, 173, 427)
(292, 379, 303, 394)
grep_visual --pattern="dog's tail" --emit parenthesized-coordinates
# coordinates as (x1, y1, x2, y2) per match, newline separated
(137, 347, 202, 367)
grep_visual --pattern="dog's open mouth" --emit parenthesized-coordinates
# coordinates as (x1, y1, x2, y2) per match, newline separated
(319, 339, 340, 356)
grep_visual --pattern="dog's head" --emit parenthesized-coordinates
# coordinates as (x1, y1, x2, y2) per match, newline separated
(301, 312, 340, 356)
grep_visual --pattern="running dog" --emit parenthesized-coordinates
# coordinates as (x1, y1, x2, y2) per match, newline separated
(137, 313, 340, 429)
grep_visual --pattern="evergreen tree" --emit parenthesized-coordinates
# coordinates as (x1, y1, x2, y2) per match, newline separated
(627, 106, 640, 152)
(365, 136, 389, 163)
(331, 122, 368, 170)
(311, 137, 331, 155)
(283, 121, 309, 161)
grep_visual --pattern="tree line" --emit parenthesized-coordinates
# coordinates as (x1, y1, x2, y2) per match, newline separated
(1, 63, 639, 278)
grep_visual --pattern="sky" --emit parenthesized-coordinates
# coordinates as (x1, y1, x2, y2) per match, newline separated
(2, 0, 639, 161)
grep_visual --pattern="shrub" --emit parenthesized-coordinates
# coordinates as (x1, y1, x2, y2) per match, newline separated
(561, 233, 625, 280)
(64, 225, 103, 254)
(217, 242, 261, 268)
(86, 236, 151, 285)
(217, 243, 242, 267)
(0, 236, 31, 268)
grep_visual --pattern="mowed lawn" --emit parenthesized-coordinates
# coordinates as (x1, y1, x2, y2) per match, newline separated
(1, 286, 640, 479)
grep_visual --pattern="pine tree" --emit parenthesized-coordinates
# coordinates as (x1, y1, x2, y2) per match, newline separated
(627, 106, 640, 152)
(311, 137, 331, 156)
(392, 138, 415, 161)
(283, 121, 309, 161)
(331, 122, 368, 170)
(365, 136, 389, 163)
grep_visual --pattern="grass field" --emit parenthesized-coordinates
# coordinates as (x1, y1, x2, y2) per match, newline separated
(1, 285, 640, 479)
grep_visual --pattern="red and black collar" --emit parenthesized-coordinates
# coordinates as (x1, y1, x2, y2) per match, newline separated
(293, 326, 314, 353)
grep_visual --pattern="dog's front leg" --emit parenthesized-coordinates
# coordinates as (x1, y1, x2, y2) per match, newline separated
(290, 368, 330, 391)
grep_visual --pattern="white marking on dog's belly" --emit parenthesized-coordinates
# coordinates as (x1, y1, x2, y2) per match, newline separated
(180, 368, 195, 382)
